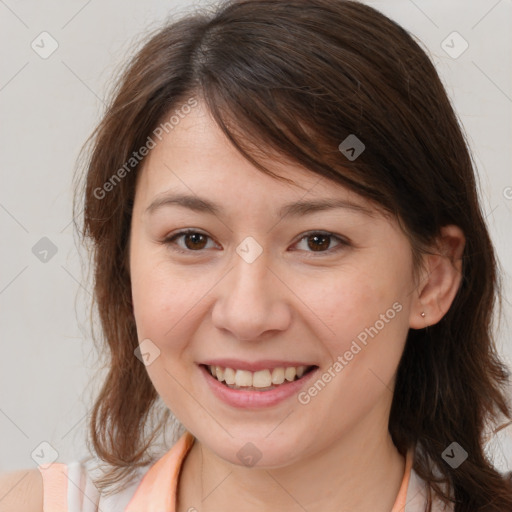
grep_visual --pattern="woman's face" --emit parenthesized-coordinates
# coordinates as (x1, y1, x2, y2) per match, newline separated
(129, 100, 419, 467)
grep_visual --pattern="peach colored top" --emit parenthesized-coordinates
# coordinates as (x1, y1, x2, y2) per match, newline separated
(38, 431, 449, 511)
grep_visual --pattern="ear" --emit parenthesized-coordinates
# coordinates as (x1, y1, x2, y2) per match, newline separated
(409, 225, 465, 329)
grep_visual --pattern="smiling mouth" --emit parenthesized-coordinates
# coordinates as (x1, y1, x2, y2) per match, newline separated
(202, 364, 318, 391)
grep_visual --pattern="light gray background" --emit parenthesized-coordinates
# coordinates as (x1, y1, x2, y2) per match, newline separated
(1, 0, 511, 473)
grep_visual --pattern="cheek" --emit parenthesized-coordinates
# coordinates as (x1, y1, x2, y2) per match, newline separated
(301, 257, 411, 404)
(130, 245, 220, 356)
(304, 265, 406, 354)
(130, 241, 182, 343)
(129, 248, 207, 411)
(297, 277, 409, 438)
(132, 265, 194, 343)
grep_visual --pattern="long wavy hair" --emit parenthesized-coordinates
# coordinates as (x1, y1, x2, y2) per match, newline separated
(76, 0, 512, 510)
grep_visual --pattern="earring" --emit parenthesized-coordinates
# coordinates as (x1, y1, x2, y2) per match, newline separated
(420, 311, 426, 318)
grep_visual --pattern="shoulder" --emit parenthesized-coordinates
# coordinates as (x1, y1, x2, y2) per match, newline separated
(1, 459, 150, 512)
(0, 468, 43, 512)
(70, 458, 150, 511)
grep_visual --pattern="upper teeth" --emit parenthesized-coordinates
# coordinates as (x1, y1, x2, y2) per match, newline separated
(208, 365, 309, 387)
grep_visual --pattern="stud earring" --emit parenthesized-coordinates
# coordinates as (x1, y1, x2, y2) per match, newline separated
(420, 311, 426, 318)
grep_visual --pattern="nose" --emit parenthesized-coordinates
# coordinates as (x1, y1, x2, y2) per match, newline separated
(211, 252, 292, 341)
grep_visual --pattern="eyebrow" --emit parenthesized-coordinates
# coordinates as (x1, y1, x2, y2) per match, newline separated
(145, 193, 375, 218)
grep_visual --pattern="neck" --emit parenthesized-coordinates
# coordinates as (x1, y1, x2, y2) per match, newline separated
(177, 408, 406, 512)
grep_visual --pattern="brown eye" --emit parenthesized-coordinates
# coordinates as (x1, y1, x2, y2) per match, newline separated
(182, 232, 208, 250)
(293, 231, 348, 256)
(164, 230, 216, 253)
(307, 233, 331, 251)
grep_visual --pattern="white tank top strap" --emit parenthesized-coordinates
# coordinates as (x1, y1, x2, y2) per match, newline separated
(67, 461, 101, 512)
(38, 460, 146, 512)
(38, 463, 69, 512)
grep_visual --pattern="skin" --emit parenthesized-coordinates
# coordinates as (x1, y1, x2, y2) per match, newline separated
(129, 100, 465, 512)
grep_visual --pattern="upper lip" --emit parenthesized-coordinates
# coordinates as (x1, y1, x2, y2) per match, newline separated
(200, 359, 317, 372)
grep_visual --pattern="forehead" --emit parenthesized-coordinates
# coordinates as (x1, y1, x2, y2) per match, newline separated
(135, 101, 378, 217)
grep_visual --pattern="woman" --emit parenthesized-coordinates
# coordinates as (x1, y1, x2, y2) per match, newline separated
(1, 0, 511, 511)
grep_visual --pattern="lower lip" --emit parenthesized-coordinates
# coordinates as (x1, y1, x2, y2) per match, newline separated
(199, 364, 319, 409)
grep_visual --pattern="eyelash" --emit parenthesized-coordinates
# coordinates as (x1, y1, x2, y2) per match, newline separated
(162, 229, 349, 257)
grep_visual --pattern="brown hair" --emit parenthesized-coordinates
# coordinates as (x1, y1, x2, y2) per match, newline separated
(77, 0, 512, 509)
